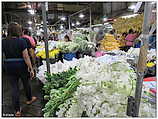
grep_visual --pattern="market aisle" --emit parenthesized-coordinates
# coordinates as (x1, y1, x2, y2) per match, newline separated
(2, 72, 43, 117)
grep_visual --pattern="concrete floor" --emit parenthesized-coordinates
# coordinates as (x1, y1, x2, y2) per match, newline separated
(2, 71, 44, 117)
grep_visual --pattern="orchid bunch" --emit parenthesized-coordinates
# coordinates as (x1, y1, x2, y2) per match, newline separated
(39, 55, 156, 117)
(55, 56, 137, 117)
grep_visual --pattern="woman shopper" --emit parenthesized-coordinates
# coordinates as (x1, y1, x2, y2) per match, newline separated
(22, 28, 36, 75)
(22, 28, 36, 64)
(2, 22, 37, 117)
(22, 28, 36, 48)
(124, 29, 137, 51)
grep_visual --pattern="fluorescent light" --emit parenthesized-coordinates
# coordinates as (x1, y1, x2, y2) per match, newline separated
(128, 5, 136, 10)
(28, 9, 35, 15)
(151, 2, 156, 4)
(76, 21, 80, 25)
(61, 17, 66, 21)
(103, 18, 107, 21)
(30, 10, 35, 15)
(72, 23, 75, 26)
(28, 21, 32, 25)
(79, 14, 85, 18)
(60, 25, 64, 29)
(28, 27, 32, 30)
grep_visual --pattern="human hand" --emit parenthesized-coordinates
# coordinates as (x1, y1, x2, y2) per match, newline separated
(28, 68, 35, 79)
(30, 69, 35, 79)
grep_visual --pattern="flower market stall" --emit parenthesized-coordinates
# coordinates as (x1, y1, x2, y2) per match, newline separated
(37, 54, 156, 117)
(2, 1, 156, 118)
(35, 2, 156, 118)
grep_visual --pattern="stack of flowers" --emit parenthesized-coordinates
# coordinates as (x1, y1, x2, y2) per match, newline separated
(37, 55, 156, 117)
(36, 41, 58, 59)
(100, 33, 120, 51)
(56, 41, 80, 53)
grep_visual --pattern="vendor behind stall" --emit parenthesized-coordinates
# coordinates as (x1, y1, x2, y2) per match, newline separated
(95, 43, 105, 57)
(124, 29, 137, 51)
(64, 35, 71, 42)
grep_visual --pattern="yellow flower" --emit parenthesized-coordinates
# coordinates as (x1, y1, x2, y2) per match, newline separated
(100, 34, 120, 51)
(146, 62, 155, 67)
(36, 49, 60, 59)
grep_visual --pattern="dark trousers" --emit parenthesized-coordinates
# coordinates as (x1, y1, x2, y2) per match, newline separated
(4, 59, 32, 112)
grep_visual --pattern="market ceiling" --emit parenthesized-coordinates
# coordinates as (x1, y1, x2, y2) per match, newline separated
(2, 2, 103, 25)
(3, 2, 147, 28)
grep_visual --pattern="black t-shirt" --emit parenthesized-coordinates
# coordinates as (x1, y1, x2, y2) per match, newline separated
(22, 37, 32, 49)
(2, 38, 28, 59)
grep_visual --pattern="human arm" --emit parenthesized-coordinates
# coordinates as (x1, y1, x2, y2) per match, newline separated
(22, 49, 34, 78)
(23, 38, 36, 67)
(20, 39, 34, 78)
(28, 48, 36, 66)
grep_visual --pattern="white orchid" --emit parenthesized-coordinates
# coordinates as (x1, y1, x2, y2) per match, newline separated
(38, 53, 156, 117)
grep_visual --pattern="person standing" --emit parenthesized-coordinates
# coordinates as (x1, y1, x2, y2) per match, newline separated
(22, 28, 36, 48)
(64, 35, 71, 42)
(95, 43, 105, 57)
(22, 28, 36, 71)
(124, 29, 137, 51)
(2, 23, 37, 117)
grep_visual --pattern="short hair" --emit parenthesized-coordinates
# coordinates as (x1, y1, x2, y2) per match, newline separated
(122, 32, 127, 36)
(7, 22, 22, 38)
(129, 29, 134, 34)
(22, 28, 31, 36)
(64, 35, 70, 41)
(109, 30, 114, 34)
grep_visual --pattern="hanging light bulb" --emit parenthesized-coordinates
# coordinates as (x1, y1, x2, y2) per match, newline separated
(60, 25, 64, 29)
(103, 18, 107, 22)
(28, 21, 32, 25)
(28, 9, 35, 15)
(28, 27, 32, 30)
(76, 21, 80, 25)
(72, 23, 75, 26)
(61, 17, 66, 21)
(79, 13, 85, 18)
(128, 4, 136, 10)
(151, 2, 156, 4)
